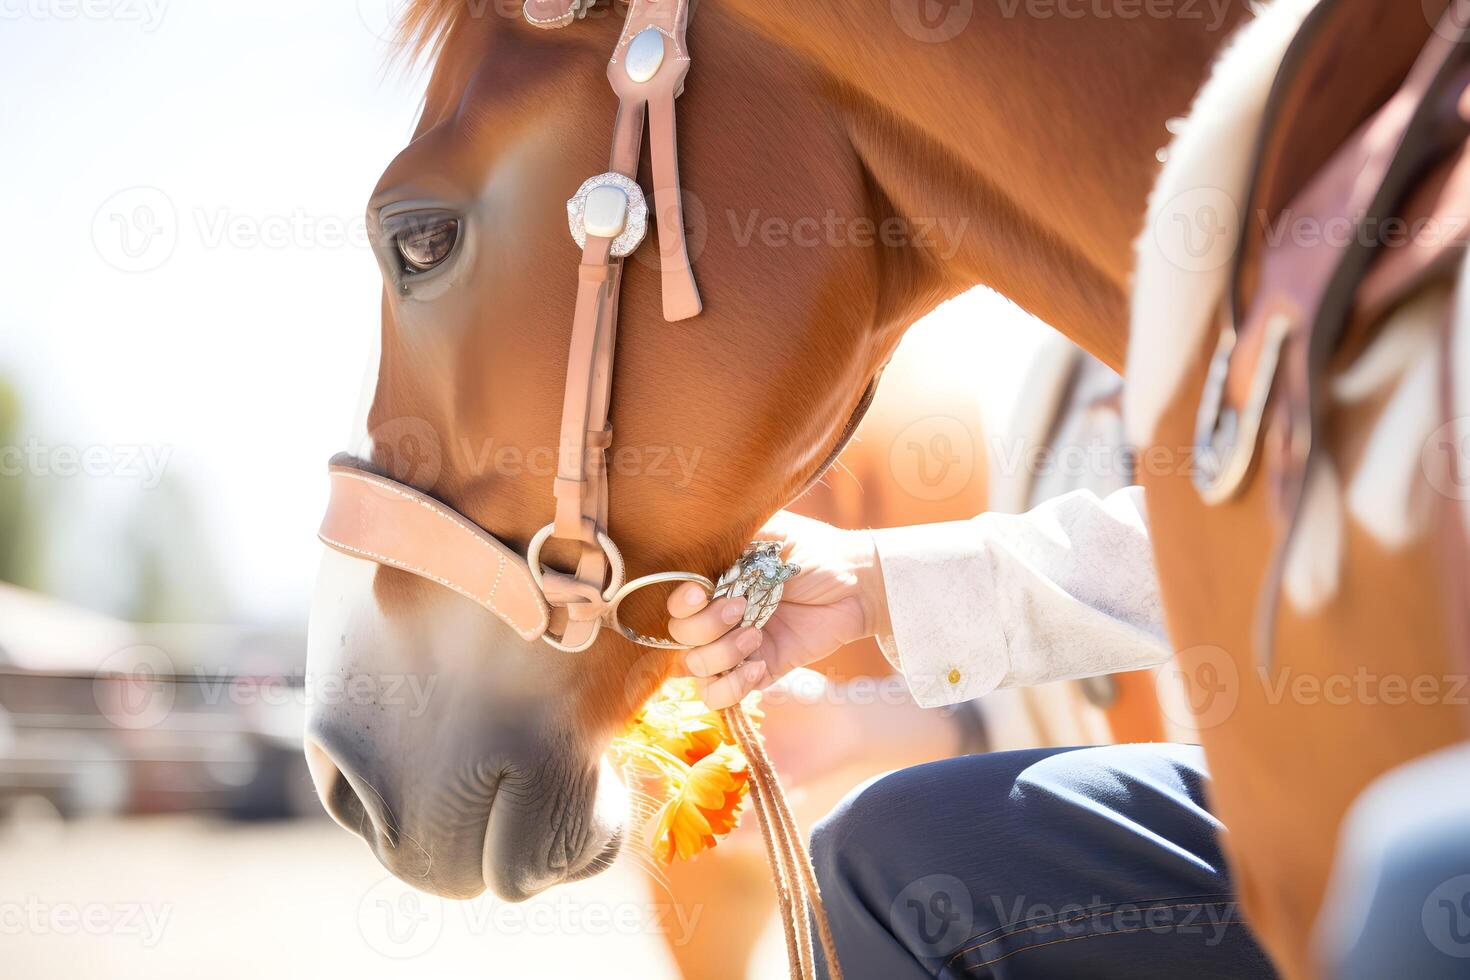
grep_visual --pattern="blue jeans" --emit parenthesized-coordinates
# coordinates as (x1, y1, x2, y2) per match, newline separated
(811, 744, 1277, 979)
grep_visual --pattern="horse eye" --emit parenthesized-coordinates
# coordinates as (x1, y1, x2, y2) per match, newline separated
(392, 214, 459, 273)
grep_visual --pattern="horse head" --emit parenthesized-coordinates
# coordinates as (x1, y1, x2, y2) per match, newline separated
(303, 2, 915, 901)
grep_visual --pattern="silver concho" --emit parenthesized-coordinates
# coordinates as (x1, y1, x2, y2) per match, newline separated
(567, 172, 648, 257)
(624, 27, 665, 83)
(712, 542, 802, 630)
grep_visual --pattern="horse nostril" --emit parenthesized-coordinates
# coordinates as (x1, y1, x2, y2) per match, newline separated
(303, 737, 397, 848)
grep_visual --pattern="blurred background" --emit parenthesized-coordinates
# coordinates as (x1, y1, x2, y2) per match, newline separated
(0, 3, 1118, 978)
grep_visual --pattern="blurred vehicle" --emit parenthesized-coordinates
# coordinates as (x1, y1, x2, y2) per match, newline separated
(0, 584, 315, 821)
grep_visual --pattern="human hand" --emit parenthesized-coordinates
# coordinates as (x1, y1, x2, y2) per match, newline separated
(666, 511, 891, 710)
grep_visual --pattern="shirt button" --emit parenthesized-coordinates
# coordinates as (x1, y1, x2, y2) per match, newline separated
(947, 668, 962, 685)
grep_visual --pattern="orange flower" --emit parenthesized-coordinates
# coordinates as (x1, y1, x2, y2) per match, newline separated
(649, 744, 750, 863)
(610, 678, 760, 863)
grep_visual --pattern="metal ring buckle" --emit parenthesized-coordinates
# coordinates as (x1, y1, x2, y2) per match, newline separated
(607, 542, 799, 649)
(607, 571, 716, 650)
(1192, 311, 1293, 506)
(526, 522, 627, 652)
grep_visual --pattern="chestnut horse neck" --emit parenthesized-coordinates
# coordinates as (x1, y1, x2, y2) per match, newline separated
(400, 0, 1254, 371)
(716, 0, 1257, 368)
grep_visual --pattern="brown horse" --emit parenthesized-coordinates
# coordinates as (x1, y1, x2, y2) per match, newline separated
(304, 1, 1467, 977)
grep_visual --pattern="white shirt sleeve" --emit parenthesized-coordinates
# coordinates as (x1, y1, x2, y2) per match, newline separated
(871, 486, 1170, 708)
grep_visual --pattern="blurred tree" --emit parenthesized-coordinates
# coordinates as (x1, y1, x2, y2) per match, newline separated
(124, 477, 233, 624)
(0, 376, 231, 624)
(0, 378, 42, 588)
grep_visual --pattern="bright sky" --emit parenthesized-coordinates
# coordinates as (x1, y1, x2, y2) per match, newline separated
(0, 1, 1050, 624)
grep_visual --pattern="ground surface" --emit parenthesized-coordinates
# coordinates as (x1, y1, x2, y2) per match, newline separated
(0, 816, 683, 979)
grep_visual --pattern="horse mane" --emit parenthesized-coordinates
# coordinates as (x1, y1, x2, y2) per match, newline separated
(395, 0, 467, 67)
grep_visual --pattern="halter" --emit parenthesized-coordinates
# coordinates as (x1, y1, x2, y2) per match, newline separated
(318, 3, 843, 975)
(321, 0, 710, 653)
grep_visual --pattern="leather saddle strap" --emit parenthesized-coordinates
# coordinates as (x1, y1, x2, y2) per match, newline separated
(1229, 0, 1441, 320)
(1253, 6, 1470, 657)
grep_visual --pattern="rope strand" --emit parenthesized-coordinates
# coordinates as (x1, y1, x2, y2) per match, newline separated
(733, 706, 814, 978)
(722, 703, 845, 980)
(742, 747, 805, 980)
(731, 705, 839, 977)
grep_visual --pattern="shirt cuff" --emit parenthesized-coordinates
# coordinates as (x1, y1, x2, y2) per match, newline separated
(871, 522, 1010, 708)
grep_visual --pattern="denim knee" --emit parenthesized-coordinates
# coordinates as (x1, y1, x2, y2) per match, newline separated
(811, 744, 1210, 886)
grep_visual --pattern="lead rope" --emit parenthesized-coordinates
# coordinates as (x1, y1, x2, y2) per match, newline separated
(722, 704, 844, 980)
(733, 718, 806, 977)
(729, 705, 811, 978)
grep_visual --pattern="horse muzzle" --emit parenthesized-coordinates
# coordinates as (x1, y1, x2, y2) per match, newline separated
(305, 726, 626, 901)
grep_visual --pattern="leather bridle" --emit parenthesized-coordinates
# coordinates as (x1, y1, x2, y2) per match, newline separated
(321, 0, 720, 653)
